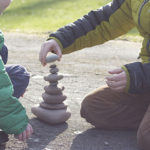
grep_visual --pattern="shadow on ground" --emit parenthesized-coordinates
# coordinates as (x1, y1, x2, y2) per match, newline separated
(71, 128, 138, 150)
(25, 118, 68, 150)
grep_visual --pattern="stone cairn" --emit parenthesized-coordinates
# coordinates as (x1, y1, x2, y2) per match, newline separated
(32, 54, 71, 124)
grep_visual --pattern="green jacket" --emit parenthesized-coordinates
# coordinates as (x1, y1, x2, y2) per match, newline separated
(49, 0, 150, 92)
(0, 32, 28, 135)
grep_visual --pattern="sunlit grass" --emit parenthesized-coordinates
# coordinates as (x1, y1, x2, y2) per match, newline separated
(0, 0, 139, 38)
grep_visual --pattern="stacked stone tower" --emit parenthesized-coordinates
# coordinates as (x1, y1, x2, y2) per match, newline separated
(32, 54, 71, 124)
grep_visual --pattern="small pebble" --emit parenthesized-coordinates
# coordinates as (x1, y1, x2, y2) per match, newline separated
(104, 141, 109, 146)
(50, 64, 56, 68)
(34, 139, 39, 142)
(50, 68, 59, 74)
(74, 131, 83, 135)
(45, 148, 52, 150)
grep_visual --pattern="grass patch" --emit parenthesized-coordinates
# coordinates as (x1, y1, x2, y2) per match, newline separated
(0, 0, 110, 32)
(0, 0, 140, 39)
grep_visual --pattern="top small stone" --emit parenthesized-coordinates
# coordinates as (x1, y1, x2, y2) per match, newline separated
(46, 54, 59, 63)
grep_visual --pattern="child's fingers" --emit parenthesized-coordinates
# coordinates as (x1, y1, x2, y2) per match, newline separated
(22, 131, 27, 141)
(18, 133, 23, 141)
(27, 124, 33, 139)
(29, 124, 33, 134)
(25, 126, 31, 139)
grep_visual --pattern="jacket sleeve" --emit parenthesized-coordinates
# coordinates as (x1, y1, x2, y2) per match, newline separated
(49, 0, 135, 54)
(123, 62, 150, 94)
(0, 58, 28, 135)
(139, 38, 150, 63)
(0, 31, 4, 51)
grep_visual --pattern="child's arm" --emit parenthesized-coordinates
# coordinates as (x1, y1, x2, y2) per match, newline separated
(0, 58, 29, 135)
(48, 0, 135, 54)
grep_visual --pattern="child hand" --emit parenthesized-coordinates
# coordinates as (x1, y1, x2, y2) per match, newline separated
(106, 68, 127, 92)
(39, 39, 62, 66)
(16, 123, 33, 141)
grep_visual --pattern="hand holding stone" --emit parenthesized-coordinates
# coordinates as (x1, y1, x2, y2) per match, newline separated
(39, 39, 62, 66)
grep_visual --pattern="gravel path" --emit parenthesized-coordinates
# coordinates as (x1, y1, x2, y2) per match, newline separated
(0, 32, 142, 150)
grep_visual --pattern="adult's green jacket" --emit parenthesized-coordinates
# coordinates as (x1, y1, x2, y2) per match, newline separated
(49, 0, 150, 93)
(0, 31, 28, 135)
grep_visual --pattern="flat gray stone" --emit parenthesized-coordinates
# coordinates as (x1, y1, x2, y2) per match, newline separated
(42, 93, 67, 104)
(44, 85, 64, 94)
(46, 54, 59, 63)
(50, 64, 56, 68)
(40, 102, 67, 110)
(31, 106, 71, 124)
(44, 74, 63, 82)
(50, 68, 59, 74)
(50, 82, 58, 86)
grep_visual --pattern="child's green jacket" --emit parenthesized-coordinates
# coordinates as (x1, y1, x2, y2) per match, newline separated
(49, 0, 150, 93)
(0, 32, 28, 135)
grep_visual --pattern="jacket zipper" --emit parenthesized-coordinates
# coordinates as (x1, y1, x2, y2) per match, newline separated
(146, 39, 150, 55)
(138, 0, 149, 28)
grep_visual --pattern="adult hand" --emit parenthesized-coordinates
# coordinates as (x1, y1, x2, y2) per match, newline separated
(16, 123, 33, 141)
(39, 39, 62, 66)
(106, 68, 127, 92)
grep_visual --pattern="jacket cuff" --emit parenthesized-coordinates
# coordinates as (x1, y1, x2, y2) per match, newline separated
(122, 65, 130, 93)
(47, 37, 63, 51)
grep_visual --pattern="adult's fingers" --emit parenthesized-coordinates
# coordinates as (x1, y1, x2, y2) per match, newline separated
(108, 68, 123, 74)
(110, 85, 126, 92)
(106, 80, 127, 88)
(55, 45, 62, 61)
(39, 43, 47, 66)
(106, 71, 126, 82)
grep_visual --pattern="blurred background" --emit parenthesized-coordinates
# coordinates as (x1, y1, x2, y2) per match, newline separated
(0, 0, 139, 40)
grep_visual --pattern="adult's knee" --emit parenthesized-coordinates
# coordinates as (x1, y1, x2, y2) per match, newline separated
(80, 95, 92, 119)
(137, 125, 150, 150)
(80, 94, 101, 127)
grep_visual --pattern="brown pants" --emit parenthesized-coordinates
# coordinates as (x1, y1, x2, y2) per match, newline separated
(80, 86, 150, 150)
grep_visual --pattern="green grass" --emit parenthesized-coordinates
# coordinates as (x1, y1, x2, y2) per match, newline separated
(0, 0, 109, 32)
(0, 0, 139, 38)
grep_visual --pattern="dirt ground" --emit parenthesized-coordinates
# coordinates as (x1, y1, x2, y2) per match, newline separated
(0, 32, 142, 150)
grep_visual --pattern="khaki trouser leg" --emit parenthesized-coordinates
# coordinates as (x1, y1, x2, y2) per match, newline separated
(80, 86, 150, 129)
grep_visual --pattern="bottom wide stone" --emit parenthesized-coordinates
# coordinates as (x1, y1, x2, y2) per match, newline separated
(31, 106, 71, 124)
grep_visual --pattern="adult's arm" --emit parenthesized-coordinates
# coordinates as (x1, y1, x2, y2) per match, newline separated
(123, 62, 150, 93)
(49, 0, 135, 54)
